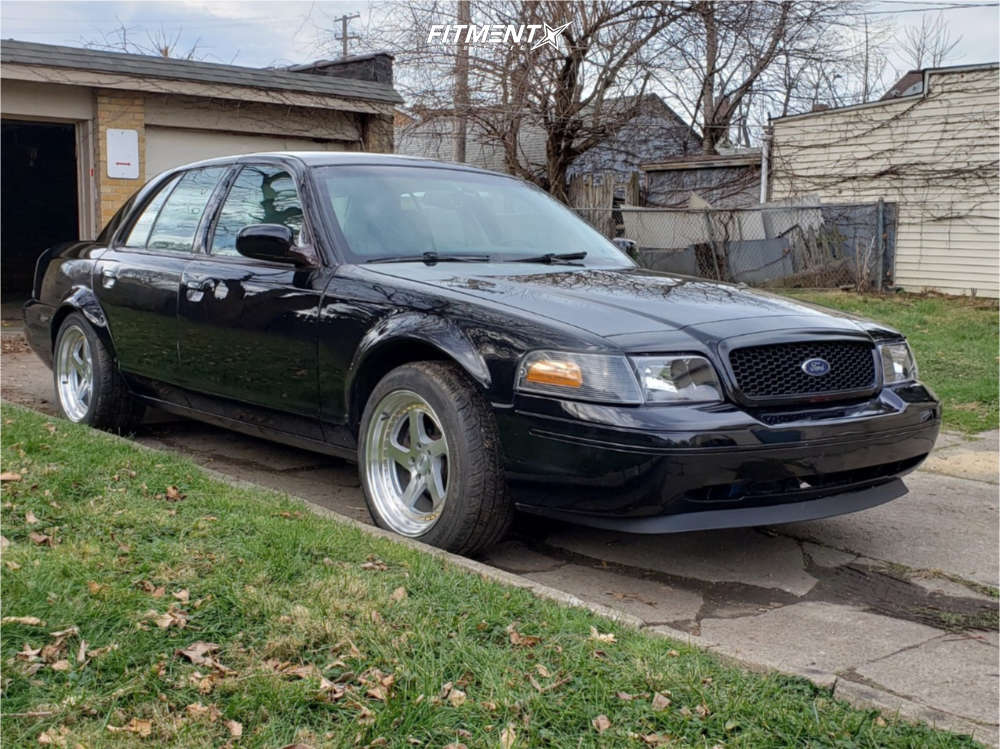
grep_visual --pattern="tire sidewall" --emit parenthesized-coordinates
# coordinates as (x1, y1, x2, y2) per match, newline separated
(359, 364, 487, 548)
(53, 314, 101, 425)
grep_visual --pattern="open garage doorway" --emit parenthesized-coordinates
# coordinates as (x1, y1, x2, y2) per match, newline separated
(2, 120, 80, 316)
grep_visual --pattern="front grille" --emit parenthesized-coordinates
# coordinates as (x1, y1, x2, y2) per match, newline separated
(729, 340, 876, 400)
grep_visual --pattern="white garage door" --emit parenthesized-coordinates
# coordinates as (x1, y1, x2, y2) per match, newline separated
(145, 126, 350, 179)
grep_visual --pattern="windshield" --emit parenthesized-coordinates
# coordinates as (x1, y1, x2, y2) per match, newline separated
(311, 164, 632, 265)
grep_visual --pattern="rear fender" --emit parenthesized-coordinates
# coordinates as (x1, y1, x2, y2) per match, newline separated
(52, 287, 116, 358)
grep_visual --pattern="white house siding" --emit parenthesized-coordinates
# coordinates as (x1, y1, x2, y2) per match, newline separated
(770, 66, 999, 297)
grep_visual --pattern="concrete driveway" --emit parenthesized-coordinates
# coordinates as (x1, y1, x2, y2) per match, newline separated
(3, 327, 997, 745)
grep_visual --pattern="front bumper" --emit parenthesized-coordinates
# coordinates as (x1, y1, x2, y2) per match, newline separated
(495, 383, 940, 532)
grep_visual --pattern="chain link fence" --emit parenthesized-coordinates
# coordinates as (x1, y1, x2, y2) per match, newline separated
(576, 201, 896, 291)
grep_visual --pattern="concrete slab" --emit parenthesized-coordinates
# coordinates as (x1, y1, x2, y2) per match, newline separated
(782, 471, 999, 588)
(835, 677, 998, 748)
(524, 563, 704, 625)
(802, 541, 858, 568)
(481, 540, 567, 574)
(909, 574, 998, 602)
(922, 430, 999, 484)
(857, 633, 999, 726)
(699, 601, 939, 675)
(542, 526, 819, 596)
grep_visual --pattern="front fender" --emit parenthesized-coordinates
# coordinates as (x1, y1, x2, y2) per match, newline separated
(346, 312, 491, 421)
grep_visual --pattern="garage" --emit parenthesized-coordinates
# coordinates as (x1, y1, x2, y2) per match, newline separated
(0, 39, 401, 315)
(144, 126, 349, 180)
(1, 120, 80, 298)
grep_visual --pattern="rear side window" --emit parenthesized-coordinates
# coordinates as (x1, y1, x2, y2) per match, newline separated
(210, 166, 303, 256)
(123, 174, 182, 248)
(143, 167, 227, 253)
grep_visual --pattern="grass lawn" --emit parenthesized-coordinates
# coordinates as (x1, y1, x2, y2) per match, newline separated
(0, 404, 981, 748)
(781, 291, 998, 434)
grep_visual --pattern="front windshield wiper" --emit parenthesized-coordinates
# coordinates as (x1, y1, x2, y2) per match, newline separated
(365, 251, 491, 265)
(504, 251, 588, 266)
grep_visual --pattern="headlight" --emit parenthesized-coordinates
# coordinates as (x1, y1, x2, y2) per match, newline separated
(516, 351, 642, 404)
(631, 355, 723, 403)
(879, 342, 918, 384)
(516, 350, 723, 405)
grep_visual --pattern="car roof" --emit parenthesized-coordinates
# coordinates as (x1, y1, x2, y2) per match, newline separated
(171, 151, 513, 179)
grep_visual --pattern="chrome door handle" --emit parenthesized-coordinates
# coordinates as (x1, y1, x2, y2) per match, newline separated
(100, 267, 117, 288)
(185, 279, 214, 292)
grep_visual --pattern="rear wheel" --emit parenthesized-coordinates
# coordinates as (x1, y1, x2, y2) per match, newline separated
(359, 361, 511, 554)
(53, 313, 143, 433)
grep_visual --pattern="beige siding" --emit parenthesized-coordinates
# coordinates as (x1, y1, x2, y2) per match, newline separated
(771, 67, 999, 297)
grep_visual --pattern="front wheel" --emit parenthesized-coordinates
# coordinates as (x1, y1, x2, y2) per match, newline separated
(53, 313, 143, 433)
(358, 361, 511, 555)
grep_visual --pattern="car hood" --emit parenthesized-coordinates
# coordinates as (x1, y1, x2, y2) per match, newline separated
(362, 264, 883, 342)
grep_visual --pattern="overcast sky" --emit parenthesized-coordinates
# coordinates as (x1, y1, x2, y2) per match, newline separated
(2, 1, 998, 78)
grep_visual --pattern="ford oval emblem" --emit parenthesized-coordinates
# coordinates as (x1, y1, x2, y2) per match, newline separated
(802, 357, 831, 377)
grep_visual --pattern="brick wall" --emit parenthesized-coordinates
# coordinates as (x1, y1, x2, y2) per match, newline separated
(95, 90, 145, 226)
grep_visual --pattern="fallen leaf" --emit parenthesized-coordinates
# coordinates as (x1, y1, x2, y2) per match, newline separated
(5, 560, 21, 570)
(591, 714, 611, 733)
(185, 702, 222, 722)
(500, 724, 516, 749)
(448, 688, 467, 707)
(17, 643, 41, 660)
(50, 659, 71, 671)
(165, 485, 186, 501)
(86, 581, 105, 594)
(76, 639, 88, 663)
(37, 725, 70, 746)
(2, 616, 45, 626)
(616, 691, 634, 701)
(28, 532, 52, 546)
(1, 471, 23, 482)
(640, 733, 673, 746)
(652, 692, 671, 711)
(679, 706, 692, 717)
(226, 719, 243, 738)
(356, 704, 376, 726)
(389, 586, 407, 603)
(150, 605, 187, 629)
(589, 626, 616, 643)
(506, 622, 540, 647)
(696, 703, 710, 718)
(25, 510, 39, 524)
(874, 715, 887, 727)
(667, 649, 680, 657)
(0, 535, 10, 549)
(360, 557, 388, 571)
(172, 589, 190, 603)
(535, 664, 550, 678)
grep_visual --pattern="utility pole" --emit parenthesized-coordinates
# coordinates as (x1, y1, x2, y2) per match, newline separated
(453, 0, 470, 163)
(333, 12, 360, 58)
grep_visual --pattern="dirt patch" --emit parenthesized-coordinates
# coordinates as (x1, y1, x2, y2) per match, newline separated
(1, 334, 31, 355)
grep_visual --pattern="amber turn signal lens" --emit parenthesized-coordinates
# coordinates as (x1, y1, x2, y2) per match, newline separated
(524, 359, 583, 388)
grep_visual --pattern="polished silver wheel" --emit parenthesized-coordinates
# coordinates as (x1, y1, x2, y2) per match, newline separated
(363, 389, 449, 536)
(55, 324, 93, 422)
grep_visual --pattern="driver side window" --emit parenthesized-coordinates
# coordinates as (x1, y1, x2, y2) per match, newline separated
(210, 166, 303, 256)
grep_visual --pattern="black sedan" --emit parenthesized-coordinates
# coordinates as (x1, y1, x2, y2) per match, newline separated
(24, 152, 940, 554)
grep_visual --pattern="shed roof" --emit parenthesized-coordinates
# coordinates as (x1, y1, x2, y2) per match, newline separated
(0, 39, 403, 105)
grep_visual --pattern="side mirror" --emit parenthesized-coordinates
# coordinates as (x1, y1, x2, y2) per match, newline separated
(612, 237, 639, 262)
(235, 224, 314, 266)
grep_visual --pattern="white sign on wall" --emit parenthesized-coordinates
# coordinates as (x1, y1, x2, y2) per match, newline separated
(106, 129, 139, 179)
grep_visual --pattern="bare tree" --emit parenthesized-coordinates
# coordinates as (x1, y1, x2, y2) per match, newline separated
(83, 23, 204, 60)
(361, 1, 682, 201)
(653, 1, 854, 154)
(899, 12, 962, 70)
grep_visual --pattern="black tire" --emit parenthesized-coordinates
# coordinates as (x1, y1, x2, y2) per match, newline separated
(53, 313, 144, 433)
(358, 361, 512, 555)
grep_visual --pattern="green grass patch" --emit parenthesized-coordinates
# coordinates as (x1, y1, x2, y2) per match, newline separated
(0, 404, 981, 747)
(781, 291, 998, 433)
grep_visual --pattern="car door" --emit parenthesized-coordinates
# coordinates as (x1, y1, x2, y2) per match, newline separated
(95, 166, 228, 384)
(176, 162, 325, 439)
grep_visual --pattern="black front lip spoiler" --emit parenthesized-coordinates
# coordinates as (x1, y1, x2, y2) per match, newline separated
(516, 478, 908, 534)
